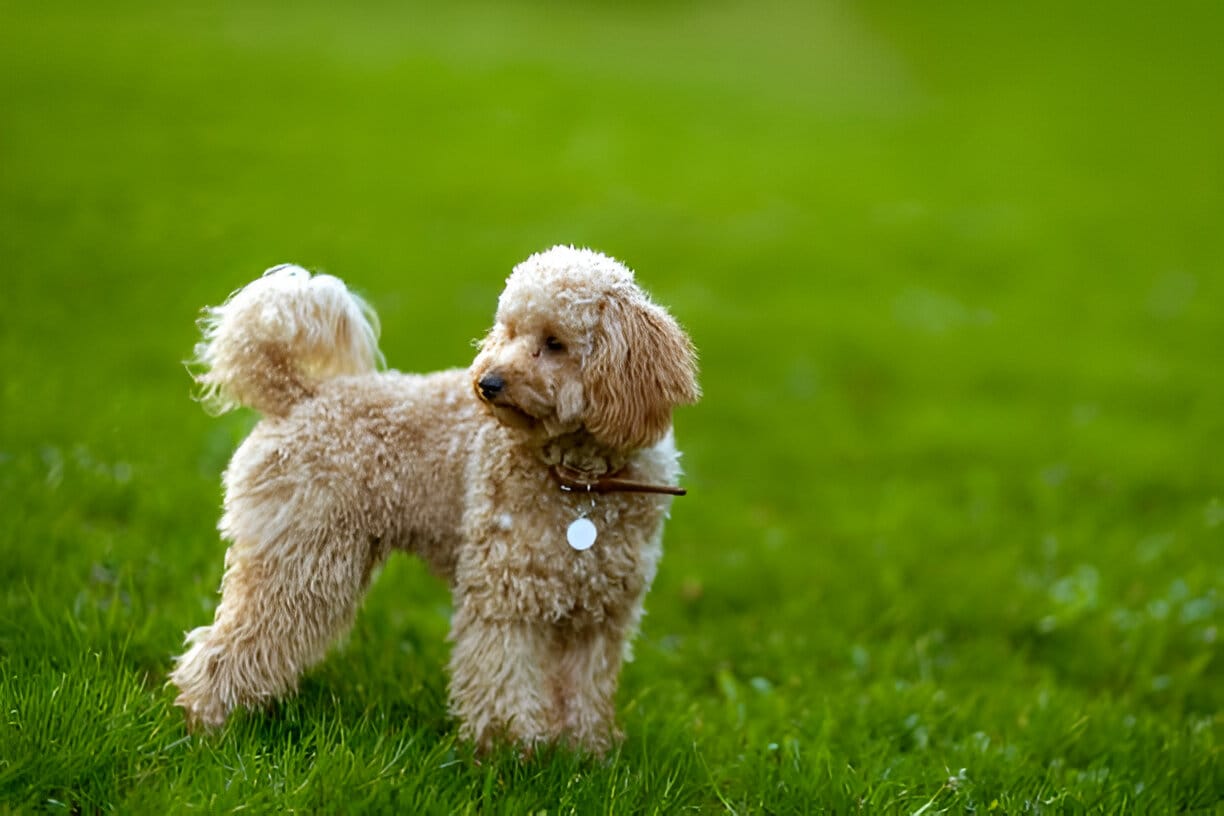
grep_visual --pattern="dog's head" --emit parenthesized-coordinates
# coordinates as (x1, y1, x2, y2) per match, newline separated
(471, 246, 700, 452)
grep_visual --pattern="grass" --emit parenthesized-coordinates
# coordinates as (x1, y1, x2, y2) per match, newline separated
(2, 0, 1222, 812)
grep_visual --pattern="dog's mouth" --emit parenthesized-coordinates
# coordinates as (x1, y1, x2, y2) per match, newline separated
(487, 401, 538, 430)
(474, 380, 540, 430)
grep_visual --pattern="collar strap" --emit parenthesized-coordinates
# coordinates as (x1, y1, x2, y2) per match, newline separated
(549, 463, 687, 496)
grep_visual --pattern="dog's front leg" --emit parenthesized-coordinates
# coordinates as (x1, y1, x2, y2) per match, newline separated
(544, 624, 626, 755)
(447, 603, 550, 751)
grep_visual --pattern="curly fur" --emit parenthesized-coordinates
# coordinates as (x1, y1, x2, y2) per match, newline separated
(169, 245, 699, 753)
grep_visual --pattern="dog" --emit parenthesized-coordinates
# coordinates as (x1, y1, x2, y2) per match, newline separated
(169, 245, 700, 753)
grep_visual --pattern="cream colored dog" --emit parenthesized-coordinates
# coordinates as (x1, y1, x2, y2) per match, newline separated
(169, 246, 699, 753)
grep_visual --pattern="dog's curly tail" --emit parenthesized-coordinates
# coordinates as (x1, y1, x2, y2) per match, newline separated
(192, 264, 384, 417)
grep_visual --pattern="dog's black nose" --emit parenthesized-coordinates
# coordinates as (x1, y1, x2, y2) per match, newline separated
(478, 374, 505, 400)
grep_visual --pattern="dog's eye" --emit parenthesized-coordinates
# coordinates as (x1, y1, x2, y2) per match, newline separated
(545, 336, 566, 352)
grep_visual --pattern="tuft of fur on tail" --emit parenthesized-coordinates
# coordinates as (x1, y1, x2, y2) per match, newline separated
(193, 264, 384, 417)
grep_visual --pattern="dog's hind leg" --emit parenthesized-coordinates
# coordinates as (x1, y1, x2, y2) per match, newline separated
(170, 521, 383, 730)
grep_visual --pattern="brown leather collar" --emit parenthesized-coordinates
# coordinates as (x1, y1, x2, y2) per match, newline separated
(549, 463, 687, 496)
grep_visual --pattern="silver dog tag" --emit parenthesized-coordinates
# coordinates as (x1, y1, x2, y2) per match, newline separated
(567, 517, 597, 551)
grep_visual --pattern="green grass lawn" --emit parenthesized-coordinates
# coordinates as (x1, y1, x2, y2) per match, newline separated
(2, 1, 1222, 812)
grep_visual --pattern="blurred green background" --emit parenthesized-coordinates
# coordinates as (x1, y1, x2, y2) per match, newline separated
(2, 1, 1221, 812)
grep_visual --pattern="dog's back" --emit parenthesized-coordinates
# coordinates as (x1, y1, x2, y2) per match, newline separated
(224, 368, 485, 582)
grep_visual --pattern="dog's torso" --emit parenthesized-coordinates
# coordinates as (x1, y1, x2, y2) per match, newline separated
(222, 367, 678, 628)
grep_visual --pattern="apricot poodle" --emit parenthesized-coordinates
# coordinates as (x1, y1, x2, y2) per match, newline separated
(169, 246, 700, 753)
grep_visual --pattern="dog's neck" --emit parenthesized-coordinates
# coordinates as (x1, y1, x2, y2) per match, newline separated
(536, 431, 629, 478)
(531, 429, 687, 497)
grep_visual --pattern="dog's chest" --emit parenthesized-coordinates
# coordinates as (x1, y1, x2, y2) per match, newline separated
(459, 488, 665, 627)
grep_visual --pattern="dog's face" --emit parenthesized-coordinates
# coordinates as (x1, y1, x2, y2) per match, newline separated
(471, 246, 699, 452)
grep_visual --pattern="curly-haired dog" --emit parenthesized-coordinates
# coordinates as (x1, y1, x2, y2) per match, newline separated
(169, 246, 700, 752)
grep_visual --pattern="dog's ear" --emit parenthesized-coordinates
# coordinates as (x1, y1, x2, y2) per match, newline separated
(583, 295, 700, 451)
